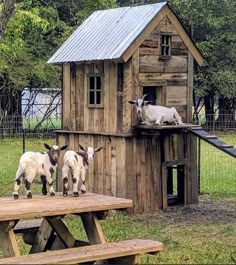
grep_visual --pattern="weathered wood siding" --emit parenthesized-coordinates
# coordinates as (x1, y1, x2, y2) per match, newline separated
(57, 132, 198, 213)
(63, 62, 120, 133)
(139, 16, 189, 122)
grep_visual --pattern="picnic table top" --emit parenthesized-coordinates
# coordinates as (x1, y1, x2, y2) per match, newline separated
(0, 193, 133, 222)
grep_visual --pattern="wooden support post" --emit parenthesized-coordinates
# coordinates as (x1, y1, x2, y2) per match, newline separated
(30, 219, 54, 254)
(162, 165, 168, 210)
(177, 165, 185, 204)
(46, 217, 76, 248)
(80, 213, 106, 244)
(0, 221, 20, 257)
(167, 167, 173, 195)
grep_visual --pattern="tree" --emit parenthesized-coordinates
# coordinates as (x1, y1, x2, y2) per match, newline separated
(0, 0, 15, 39)
(0, 0, 116, 128)
(170, 0, 236, 128)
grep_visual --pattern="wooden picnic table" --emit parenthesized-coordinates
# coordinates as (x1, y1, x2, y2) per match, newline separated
(0, 192, 163, 264)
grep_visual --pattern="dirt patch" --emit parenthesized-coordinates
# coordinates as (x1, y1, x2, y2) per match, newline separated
(134, 194, 236, 226)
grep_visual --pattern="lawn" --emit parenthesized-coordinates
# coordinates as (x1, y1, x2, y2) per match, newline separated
(200, 133, 236, 195)
(0, 134, 235, 264)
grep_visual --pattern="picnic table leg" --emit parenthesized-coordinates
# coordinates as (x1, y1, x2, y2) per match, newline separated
(0, 221, 20, 258)
(30, 219, 54, 254)
(80, 212, 106, 244)
(46, 217, 76, 248)
(80, 213, 106, 265)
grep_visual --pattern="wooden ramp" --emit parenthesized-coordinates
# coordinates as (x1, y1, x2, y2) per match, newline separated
(189, 126, 236, 158)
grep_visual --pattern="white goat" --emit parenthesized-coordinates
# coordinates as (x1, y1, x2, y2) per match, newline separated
(13, 143, 67, 199)
(129, 94, 183, 125)
(62, 144, 103, 197)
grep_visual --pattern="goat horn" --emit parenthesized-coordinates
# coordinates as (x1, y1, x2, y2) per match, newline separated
(142, 94, 148, 100)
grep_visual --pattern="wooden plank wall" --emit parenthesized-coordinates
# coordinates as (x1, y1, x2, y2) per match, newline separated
(65, 62, 125, 134)
(57, 133, 166, 213)
(63, 60, 140, 134)
(139, 15, 188, 122)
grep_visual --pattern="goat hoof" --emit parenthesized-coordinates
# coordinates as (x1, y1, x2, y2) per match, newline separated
(50, 192, 55, 196)
(27, 192, 32, 199)
(81, 190, 86, 194)
(73, 192, 79, 197)
(63, 192, 68, 197)
(42, 190, 47, 195)
(13, 194, 19, 200)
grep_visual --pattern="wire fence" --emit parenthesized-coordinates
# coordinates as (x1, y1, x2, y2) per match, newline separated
(0, 114, 235, 198)
(193, 113, 236, 132)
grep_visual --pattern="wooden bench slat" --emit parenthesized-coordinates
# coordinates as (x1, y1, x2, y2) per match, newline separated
(14, 219, 43, 234)
(0, 239, 163, 264)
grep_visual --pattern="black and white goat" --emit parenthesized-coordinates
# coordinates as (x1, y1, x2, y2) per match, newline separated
(13, 143, 67, 199)
(62, 144, 103, 197)
(129, 94, 183, 125)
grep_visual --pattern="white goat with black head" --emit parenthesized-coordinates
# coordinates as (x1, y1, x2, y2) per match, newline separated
(62, 144, 103, 197)
(129, 94, 183, 126)
(13, 143, 68, 199)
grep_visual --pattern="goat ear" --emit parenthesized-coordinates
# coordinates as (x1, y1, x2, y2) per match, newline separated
(79, 144, 86, 151)
(60, 145, 68, 151)
(128, 100, 136, 104)
(44, 143, 51, 150)
(94, 146, 103, 152)
(144, 100, 152, 106)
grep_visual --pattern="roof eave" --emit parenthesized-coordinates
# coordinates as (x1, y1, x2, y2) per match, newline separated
(47, 57, 124, 65)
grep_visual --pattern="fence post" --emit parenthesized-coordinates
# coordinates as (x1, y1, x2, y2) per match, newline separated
(22, 128, 25, 154)
(198, 138, 201, 194)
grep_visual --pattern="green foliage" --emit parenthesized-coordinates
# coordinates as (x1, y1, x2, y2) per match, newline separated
(170, 0, 236, 101)
(0, 0, 116, 92)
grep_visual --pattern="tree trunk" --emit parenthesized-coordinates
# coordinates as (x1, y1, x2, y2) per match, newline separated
(0, 88, 22, 136)
(216, 96, 236, 131)
(203, 95, 215, 130)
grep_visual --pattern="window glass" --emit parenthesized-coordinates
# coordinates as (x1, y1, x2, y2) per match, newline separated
(89, 75, 102, 107)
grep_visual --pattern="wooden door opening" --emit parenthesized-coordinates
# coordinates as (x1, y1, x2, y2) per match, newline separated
(162, 161, 186, 209)
(143, 86, 164, 105)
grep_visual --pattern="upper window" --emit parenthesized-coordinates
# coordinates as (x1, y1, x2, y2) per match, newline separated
(160, 34, 171, 58)
(89, 75, 102, 107)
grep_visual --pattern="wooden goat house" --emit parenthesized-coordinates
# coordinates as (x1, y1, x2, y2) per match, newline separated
(48, 2, 207, 213)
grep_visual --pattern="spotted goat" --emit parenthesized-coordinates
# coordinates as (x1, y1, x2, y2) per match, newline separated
(129, 94, 183, 126)
(62, 144, 103, 197)
(13, 143, 68, 199)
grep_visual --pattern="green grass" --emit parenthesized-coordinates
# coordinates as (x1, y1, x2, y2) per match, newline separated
(200, 133, 236, 195)
(0, 138, 55, 196)
(23, 117, 61, 129)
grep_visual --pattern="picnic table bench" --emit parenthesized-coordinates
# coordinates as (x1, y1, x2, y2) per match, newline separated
(0, 192, 163, 264)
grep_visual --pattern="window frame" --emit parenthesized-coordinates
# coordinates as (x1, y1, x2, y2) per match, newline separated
(159, 32, 172, 59)
(88, 74, 103, 108)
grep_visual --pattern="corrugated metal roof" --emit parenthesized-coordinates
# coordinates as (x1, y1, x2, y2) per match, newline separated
(48, 2, 167, 64)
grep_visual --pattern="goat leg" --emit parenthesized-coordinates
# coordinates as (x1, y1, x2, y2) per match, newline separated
(40, 175, 47, 195)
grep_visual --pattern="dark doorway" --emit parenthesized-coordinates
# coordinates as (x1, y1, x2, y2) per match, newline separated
(143, 87, 156, 104)
(143, 86, 163, 105)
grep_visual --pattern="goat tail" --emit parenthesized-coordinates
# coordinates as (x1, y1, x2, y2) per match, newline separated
(15, 164, 24, 180)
